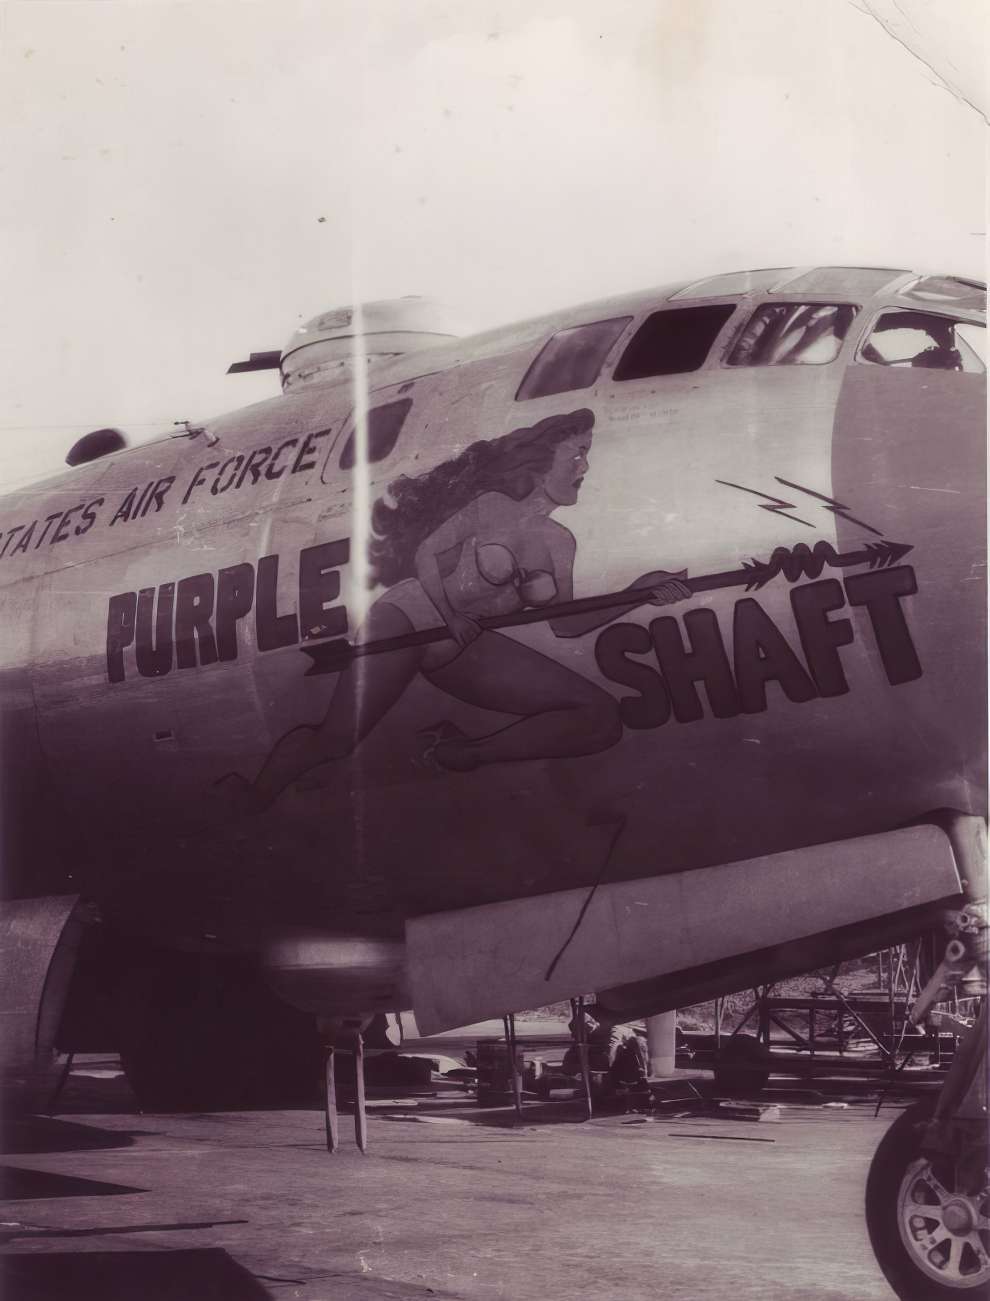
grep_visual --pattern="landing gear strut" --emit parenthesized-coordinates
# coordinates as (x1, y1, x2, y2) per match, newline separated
(320, 1018, 368, 1154)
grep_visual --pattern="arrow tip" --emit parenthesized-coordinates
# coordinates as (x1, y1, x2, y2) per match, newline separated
(884, 541, 913, 565)
(300, 638, 351, 676)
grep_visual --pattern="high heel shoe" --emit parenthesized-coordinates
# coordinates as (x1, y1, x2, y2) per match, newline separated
(417, 720, 467, 771)
(417, 720, 481, 773)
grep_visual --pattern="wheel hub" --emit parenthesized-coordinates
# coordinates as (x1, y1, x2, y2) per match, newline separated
(943, 1200, 976, 1235)
(898, 1156, 990, 1287)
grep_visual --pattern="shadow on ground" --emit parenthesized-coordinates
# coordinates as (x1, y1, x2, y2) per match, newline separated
(0, 1116, 150, 1157)
(0, 1249, 273, 1301)
(0, 1166, 144, 1201)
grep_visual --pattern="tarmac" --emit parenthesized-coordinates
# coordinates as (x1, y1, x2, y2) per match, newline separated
(0, 1054, 922, 1301)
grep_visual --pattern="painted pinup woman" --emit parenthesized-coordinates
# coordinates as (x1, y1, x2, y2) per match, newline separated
(226, 408, 689, 810)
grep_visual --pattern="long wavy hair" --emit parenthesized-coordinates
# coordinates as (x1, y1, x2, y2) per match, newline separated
(369, 408, 594, 588)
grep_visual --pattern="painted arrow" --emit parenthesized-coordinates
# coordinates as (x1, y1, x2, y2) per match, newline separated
(301, 538, 913, 676)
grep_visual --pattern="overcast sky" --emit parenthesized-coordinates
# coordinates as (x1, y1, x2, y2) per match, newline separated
(0, 0, 984, 491)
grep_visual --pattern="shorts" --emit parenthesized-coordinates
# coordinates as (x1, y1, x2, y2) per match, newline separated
(373, 578, 464, 669)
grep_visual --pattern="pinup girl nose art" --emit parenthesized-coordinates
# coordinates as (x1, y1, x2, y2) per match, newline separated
(223, 409, 690, 811)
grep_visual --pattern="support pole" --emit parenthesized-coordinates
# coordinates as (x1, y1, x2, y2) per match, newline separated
(47, 1052, 75, 1117)
(646, 1011, 677, 1078)
(757, 985, 770, 1048)
(503, 1013, 522, 1119)
(353, 1031, 368, 1154)
(714, 997, 724, 1055)
(572, 996, 594, 1119)
(324, 1045, 339, 1153)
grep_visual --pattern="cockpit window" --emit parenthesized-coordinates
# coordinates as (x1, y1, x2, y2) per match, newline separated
(670, 269, 787, 300)
(726, 303, 857, 366)
(612, 305, 736, 381)
(515, 317, 632, 400)
(898, 276, 986, 314)
(859, 311, 985, 374)
(957, 323, 987, 368)
(339, 398, 412, 469)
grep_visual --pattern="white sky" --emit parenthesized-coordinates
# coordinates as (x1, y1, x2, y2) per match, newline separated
(0, 0, 985, 491)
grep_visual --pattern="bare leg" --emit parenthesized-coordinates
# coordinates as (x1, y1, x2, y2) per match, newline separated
(424, 631, 621, 770)
(250, 603, 425, 805)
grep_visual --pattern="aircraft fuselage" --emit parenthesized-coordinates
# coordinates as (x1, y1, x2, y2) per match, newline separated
(1, 268, 984, 997)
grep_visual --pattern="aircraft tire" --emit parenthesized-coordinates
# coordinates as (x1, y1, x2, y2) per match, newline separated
(117, 950, 322, 1111)
(866, 1099, 990, 1299)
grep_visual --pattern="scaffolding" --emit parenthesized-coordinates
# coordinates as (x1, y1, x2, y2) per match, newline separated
(705, 939, 975, 1085)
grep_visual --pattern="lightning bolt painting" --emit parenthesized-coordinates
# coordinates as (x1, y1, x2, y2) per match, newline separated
(773, 477, 885, 537)
(717, 476, 885, 537)
(714, 479, 815, 528)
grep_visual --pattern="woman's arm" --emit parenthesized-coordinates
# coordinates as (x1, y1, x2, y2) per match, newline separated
(544, 527, 584, 637)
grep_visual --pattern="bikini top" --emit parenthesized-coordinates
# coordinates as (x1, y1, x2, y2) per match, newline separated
(475, 541, 558, 608)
